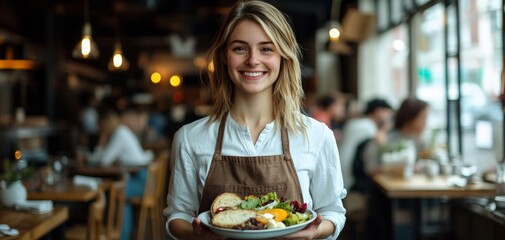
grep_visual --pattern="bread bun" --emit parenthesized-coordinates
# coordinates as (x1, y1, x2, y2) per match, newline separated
(210, 192, 243, 216)
(211, 209, 257, 229)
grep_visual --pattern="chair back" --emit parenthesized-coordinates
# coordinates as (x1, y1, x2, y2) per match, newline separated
(87, 191, 106, 240)
(106, 180, 126, 240)
(154, 150, 170, 209)
(142, 159, 162, 205)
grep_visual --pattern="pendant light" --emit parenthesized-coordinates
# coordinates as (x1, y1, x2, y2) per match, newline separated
(72, 0, 99, 59)
(328, 0, 342, 42)
(108, 42, 129, 71)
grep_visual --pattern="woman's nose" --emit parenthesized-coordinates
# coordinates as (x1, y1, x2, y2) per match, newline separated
(245, 51, 260, 65)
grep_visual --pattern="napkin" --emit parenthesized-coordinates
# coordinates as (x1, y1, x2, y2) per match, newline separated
(73, 175, 102, 189)
(14, 200, 53, 214)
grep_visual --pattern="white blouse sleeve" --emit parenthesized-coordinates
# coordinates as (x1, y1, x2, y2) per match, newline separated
(311, 126, 347, 239)
(164, 126, 200, 239)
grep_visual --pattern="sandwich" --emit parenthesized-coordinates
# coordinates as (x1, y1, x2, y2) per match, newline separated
(211, 209, 264, 230)
(210, 192, 243, 216)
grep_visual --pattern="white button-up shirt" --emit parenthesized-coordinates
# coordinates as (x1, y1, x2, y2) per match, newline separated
(165, 114, 347, 239)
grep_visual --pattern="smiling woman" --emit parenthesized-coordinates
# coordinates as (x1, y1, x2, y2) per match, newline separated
(164, 1, 346, 240)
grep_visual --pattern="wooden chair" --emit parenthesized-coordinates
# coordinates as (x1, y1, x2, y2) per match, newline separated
(129, 151, 168, 240)
(65, 191, 106, 240)
(104, 180, 126, 240)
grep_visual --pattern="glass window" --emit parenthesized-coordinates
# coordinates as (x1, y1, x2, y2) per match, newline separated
(413, 3, 447, 156)
(391, 0, 404, 23)
(447, 5, 458, 54)
(357, 24, 408, 107)
(459, 0, 503, 168)
(414, 4, 446, 129)
(377, 0, 389, 30)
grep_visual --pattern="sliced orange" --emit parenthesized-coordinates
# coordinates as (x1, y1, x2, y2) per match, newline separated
(257, 208, 289, 222)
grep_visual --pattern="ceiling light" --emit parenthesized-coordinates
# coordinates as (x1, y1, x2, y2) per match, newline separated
(328, 0, 342, 42)
(108, 42, 129, 71)
(72, 0, 99, 59)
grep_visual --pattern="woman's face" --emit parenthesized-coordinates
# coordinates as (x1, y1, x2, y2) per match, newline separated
(409, 107, 429, 135)
(226, 20, 281, 96)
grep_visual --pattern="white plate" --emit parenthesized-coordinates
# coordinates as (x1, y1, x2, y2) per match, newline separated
(198, 209, 316, 239)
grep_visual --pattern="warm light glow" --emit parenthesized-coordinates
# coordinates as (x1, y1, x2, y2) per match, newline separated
(72, 23, 99, 59)
(108, 42, 129, 71)
(193, 56, 207, 69)
(81, 36, 91, 56)
(113, 53, 123, 67)
(151, 72, 161, 83)
(329, 28, 340, 41)
(170, 75, 182, 87)
(14, 150, 22, 160)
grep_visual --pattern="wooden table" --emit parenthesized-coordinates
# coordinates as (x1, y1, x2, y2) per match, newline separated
(371, 173, 498, 240)
(372, 174, 497, 198)
(68, 164, 143, 179)
(28, 180, 100, 202)
(0, 205, 68, 240)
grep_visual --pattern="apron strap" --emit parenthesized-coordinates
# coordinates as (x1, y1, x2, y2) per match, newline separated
(214, 114, 228, 157)
(281, 125, 291, 160)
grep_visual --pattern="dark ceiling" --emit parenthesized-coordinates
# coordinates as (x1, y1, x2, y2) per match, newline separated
(0, 0, 356, 79)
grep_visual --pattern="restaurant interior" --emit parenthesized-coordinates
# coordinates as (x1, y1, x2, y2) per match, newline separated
(1, 0, 505, 239)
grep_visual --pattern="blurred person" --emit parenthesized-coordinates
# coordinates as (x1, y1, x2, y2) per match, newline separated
(79, 92, 100, 150)
(164, 1, 347, 239)
(91, 108, 154, 240)
(311, 93, 347, 142)
(339, 98, 393, 189)
(120, 107, 149, 139)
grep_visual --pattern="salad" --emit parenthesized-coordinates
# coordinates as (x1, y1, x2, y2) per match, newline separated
(238, 192, 312, 228)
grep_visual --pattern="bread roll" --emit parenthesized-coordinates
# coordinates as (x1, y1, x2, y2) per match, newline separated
(210, 192, 243, 216)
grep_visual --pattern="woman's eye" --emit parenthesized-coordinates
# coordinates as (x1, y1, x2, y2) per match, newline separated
(261, 47, 274, 52)
(232, 46, 247, 53)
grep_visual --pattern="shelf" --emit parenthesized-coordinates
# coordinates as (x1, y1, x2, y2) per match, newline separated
(0, 60, 38, 70)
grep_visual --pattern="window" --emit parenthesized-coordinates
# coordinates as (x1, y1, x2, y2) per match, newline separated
(391, 0, 404, 24)
(459, 0, 503, 166)
(414, 4, 446, 132)
(377, 0, 389, 30)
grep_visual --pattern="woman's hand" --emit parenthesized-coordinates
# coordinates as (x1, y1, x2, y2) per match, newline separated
(170, 218, 225, 240)
(191, 218, 226, 240)
(276, 214, 324, 240)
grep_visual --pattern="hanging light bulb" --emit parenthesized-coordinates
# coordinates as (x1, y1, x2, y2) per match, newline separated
(328, 21, 341, 42)
(72, 0, 99, 59)
(72, 22, 100, 59)
(327, 0, 343, 42)
(108, 42, 129, 71)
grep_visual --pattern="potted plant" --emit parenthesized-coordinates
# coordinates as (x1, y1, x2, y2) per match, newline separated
(0, 159, 34, 207)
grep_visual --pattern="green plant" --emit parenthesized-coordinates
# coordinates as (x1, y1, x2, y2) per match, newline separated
(0, 159, 34, 188)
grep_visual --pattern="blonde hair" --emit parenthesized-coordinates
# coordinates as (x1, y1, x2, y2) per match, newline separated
(207, 0, 306, 134)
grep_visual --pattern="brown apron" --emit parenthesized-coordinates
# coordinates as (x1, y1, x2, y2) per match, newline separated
(198, 115, 303, 214)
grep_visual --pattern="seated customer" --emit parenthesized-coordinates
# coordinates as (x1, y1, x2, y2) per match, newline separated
(362, 97, 429, 175)
(92, 108, 154, 240)
(92, 108, 153, 166)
